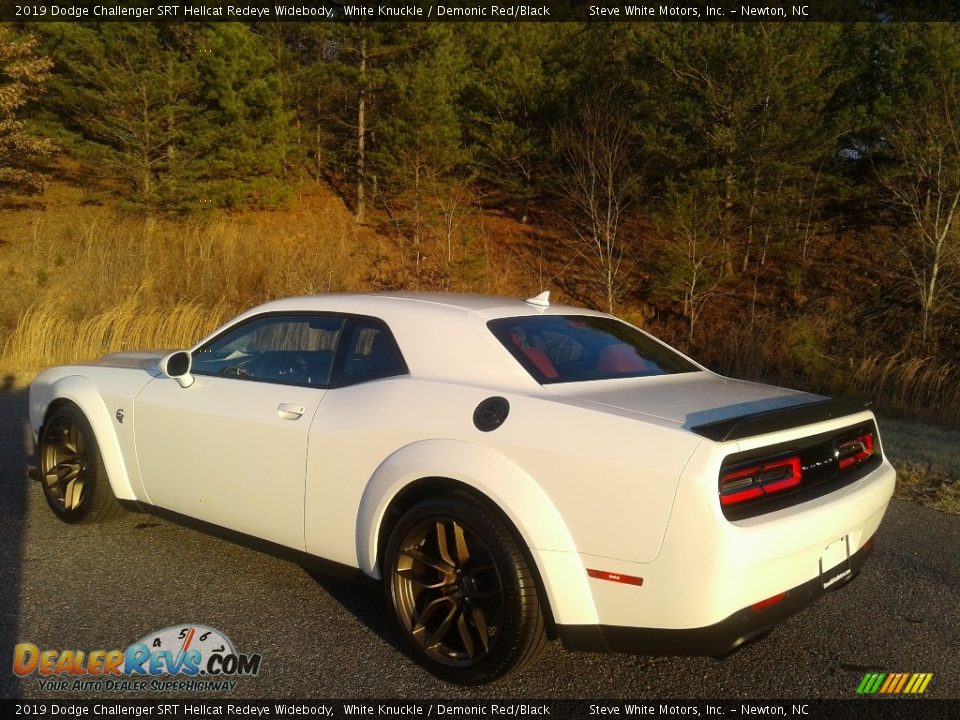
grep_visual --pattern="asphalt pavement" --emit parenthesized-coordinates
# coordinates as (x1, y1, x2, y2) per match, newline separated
(1, 386, 957, 701)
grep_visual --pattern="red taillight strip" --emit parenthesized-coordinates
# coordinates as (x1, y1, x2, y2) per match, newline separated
(838, 432, 875, 470)
(718, 485, 765, 505)
(587, 569, 644, 586)
(719, 456, 802, 506)
(761, 457, 803, 493)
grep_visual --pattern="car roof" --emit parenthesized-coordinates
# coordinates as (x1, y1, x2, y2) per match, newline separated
(239, 291, 608, 321)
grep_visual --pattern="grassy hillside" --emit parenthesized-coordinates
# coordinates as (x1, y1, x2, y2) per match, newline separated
(0, 182, 535, 375)
(2, 182, 960, 419)
(1, 181, 958, 515)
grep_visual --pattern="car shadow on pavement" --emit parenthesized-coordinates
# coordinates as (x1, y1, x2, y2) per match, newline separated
(0, 379, 29, 697)
(303, 570, 405, 654)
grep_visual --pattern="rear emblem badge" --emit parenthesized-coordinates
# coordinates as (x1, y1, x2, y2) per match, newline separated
(116, 409, 125, 424)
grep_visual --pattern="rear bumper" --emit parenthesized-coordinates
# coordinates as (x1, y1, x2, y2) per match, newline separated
(557, 534, 874, 657)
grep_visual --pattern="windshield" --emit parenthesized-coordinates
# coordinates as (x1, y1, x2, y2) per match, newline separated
(488, 315, 699, 384)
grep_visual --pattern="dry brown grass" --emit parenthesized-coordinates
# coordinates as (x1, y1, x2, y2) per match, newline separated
(687, 311, 960, 428)
(0, 182, 537, 381)
(841, 354, 960, 424)
(880, 416, 960, 515)
(0, 299, 234, 373)
(0, 184, 380, 377)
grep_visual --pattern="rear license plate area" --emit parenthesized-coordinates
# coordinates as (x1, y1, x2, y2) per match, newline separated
(820, 535, 852, 590)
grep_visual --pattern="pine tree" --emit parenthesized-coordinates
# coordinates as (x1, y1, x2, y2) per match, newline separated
(0, 26, 56, 196)
(258, 23, 337, 184)
(186, 24, 294, 209)
(370, 25, 470, 277)
(40, 23, 292, 210)
(461, 23, 574, 222)
(300, 23, 411, 222)
(40, 23, 199, 207)
(635, 24, 849, 278)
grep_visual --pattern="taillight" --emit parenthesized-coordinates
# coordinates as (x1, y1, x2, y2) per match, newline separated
(837, 431, 875, 470)
(719, 456, 802, 506)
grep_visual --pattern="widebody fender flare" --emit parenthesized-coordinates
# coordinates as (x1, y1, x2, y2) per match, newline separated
(36, 375, 137, 501)
(356, 438, 599, 626)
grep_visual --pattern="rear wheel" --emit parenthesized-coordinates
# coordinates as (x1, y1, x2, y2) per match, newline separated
(39, 405, 121, 524)
(383, 492, 547, 684)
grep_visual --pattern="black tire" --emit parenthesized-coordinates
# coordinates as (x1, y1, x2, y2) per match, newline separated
(383, 492, 548, 684)
(38, 404, 122, 524)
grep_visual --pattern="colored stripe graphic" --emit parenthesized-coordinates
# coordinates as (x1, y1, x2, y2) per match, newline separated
(857, 672, 933, 695)
(856, 673, 885, 694)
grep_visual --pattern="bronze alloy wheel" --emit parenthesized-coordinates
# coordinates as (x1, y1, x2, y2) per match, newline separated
(38, 405, 121, 524)
(42, 413, 90, 513)
(384, 493, 547, 684)
(391, 516, 505, 667)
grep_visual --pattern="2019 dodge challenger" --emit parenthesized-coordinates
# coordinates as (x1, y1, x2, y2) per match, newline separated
(29, 292, 895, 684)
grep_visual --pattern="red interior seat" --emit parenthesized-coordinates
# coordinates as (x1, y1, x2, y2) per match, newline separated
(511, 332, 558, 378)
(597, 344, 649, 373)
(522, 347, 558, 378)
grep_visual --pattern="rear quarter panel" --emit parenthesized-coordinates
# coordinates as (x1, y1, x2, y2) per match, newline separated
(306, 377, 702, 569)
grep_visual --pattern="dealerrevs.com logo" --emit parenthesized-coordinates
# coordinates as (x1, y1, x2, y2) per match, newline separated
(13, 624, 261, 693)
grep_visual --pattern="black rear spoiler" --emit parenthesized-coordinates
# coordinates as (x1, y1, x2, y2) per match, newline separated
(690, 397, 873, 442)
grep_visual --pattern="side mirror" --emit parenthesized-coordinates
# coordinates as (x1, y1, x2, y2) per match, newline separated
(159, 351, 195, 388)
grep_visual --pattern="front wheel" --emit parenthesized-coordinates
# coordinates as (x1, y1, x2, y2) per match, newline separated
(383, 492, 547, 684)
(38, 404, 121, 524)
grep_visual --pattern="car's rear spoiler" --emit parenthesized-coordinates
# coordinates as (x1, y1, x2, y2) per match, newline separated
(690, 397, 873, 442)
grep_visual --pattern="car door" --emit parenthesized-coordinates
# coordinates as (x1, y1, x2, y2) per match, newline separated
(303, 316, 410, 566)
(134, 313, 345, 551)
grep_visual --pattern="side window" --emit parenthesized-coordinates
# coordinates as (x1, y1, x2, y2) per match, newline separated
(337, 318, 407, 385)
(192, 314, 345, 388)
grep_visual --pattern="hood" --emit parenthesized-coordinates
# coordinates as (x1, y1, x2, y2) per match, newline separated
(84, 350, 171, 372)
(544, 371, 824, 429)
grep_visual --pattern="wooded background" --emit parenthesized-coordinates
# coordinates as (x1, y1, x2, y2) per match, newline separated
(1, 21, 959, 423)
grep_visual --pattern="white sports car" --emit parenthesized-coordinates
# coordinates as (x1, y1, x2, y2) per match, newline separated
(29, 292, 895, 684)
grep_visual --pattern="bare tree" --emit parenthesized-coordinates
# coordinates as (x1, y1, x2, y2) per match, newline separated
(555, 100, 639, 313)
(657, 189, 725, 344)
(881, 90, 960, 346)
(431, 175, 475, 272)
(355, 33, 367, 223)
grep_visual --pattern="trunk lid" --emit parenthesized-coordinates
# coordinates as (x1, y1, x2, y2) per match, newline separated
(544, 371, 823, 429)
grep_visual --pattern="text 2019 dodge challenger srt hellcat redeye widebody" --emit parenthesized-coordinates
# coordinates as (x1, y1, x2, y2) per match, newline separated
(29, 292, 895, 684)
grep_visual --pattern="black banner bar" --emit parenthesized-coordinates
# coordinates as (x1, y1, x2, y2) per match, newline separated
(2, 700, 958, 720)
(4, 0, 960, 24)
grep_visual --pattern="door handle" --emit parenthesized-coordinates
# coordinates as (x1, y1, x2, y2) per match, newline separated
(277, 403, 305, 420)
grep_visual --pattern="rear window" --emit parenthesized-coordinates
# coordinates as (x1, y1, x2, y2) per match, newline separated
(488, 315, 699, 384)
